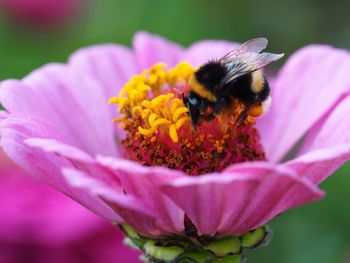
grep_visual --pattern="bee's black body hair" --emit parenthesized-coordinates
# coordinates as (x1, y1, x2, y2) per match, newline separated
(194, 61, 227, 92)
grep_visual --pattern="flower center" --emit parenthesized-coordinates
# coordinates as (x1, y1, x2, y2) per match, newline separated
(110, 63, 266, 175)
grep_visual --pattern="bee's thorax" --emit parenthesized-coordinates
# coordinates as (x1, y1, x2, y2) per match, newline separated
(189, 75, 216, 102)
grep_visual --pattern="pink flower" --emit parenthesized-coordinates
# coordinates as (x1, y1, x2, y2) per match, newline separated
(1, 32, 350, 261)
(0, 150, 140, 263)
(0, 0, 82, 28)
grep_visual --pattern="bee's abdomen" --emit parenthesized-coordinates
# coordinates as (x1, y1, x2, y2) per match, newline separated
(225, 73, 257, 105)
(258, 78, 270, 102)
(251, 71, 265, 93)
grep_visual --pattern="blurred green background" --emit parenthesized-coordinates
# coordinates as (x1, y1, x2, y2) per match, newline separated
(0, 0, 349, 262)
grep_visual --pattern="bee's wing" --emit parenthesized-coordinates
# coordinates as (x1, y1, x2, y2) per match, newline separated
(219, 38, 284, 86)
(220, 37, 268, 64)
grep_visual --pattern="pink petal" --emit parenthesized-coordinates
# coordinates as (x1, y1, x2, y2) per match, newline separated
(285, 144, 350, 185)
(69, 45, 138, 142)
(0, 63, 118, 157)
(26, 137, 93, 162)
(0, 171, 102, 245)
(161, 162, 323, 236)
(181, 40, 238, 67)
(69, 44, 137, 102)
(97, 155, 185, 235)
(25, 137, 180, 237)
(25, 137, 122, 190)
(300, 95, 350, 152)
(284, 95, 350, 184)
(0, 158, 140, 262)
(257, 45, 350, 162)
(0, 114, 120, 221)
(0, 111, 9, 120)
(133, 31, 184, 69)
(62, 168, 154, 216)
(62, 168, 160, 237)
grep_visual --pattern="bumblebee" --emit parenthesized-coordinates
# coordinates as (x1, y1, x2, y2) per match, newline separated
(183, 38, 284, 127)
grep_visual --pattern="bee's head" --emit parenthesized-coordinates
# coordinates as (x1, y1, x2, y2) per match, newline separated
(184, 92, 201, 127)
(195, 61, 227, 89)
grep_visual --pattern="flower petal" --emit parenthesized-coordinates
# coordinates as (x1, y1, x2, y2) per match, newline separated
(0, 170, 105, 246)
(161, 162, 323, 236)
(0, 111, 9, 120)
(25, 138, 183, 237)
(0, 114, 120, 221)
(97, 155, 185, 235)
(257, 45, 350, 162)
(181, 40, 238, 67)
(62, 168, 159, 236)
(133, 31, 184, 69)
(26, 138, 163, 237)
(26, 137, 93, 162)
(284, 95, 350, 184)
(68, 44, 137, 141)
(69, 44, 137, 102)
(0, 63, 118, 157)
(300, 95, 350, 152)
(25, 137, 122, 191)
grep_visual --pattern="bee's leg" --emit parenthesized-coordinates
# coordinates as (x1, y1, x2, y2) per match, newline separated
(188, 108, 200, 129)
(184, 93, 201, 130)
(199, 99, 209, 114)
(199, 99, 216, 123)
(213, 97, 231, 116)
(236, 104, 252, 125)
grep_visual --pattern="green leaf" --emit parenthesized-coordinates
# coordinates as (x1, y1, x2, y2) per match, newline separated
(144, 240, 184, 261)
(206, 236, 241, 256)
(241, 226, 269, 249)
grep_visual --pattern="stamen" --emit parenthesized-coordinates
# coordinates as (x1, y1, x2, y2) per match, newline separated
(134, 94, 190, 143)
(110, 63, 266, 175)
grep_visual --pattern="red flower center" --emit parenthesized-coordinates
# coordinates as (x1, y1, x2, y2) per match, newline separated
(110, 63, 266, 175)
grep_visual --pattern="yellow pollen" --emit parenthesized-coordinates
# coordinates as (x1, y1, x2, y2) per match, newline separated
(175, 116, 190, 129)
(169, 124, 178, 143)
(135, 95, 189, 142)
(248, 104, 264, 118)
(112, 116, 127, 123)
(110, 62, 195, 143)
(173, 107, 189, 122)
(146, 63, 167, 89)
(166, 62, 195, 86)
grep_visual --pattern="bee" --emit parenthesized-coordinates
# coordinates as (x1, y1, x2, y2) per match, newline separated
(183, 38, 284, 127)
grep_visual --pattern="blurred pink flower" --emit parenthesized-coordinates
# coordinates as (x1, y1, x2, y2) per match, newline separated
(0, 32, 350, 260)
(0, 0, 82, 28)
(0, 151, 140, 263)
